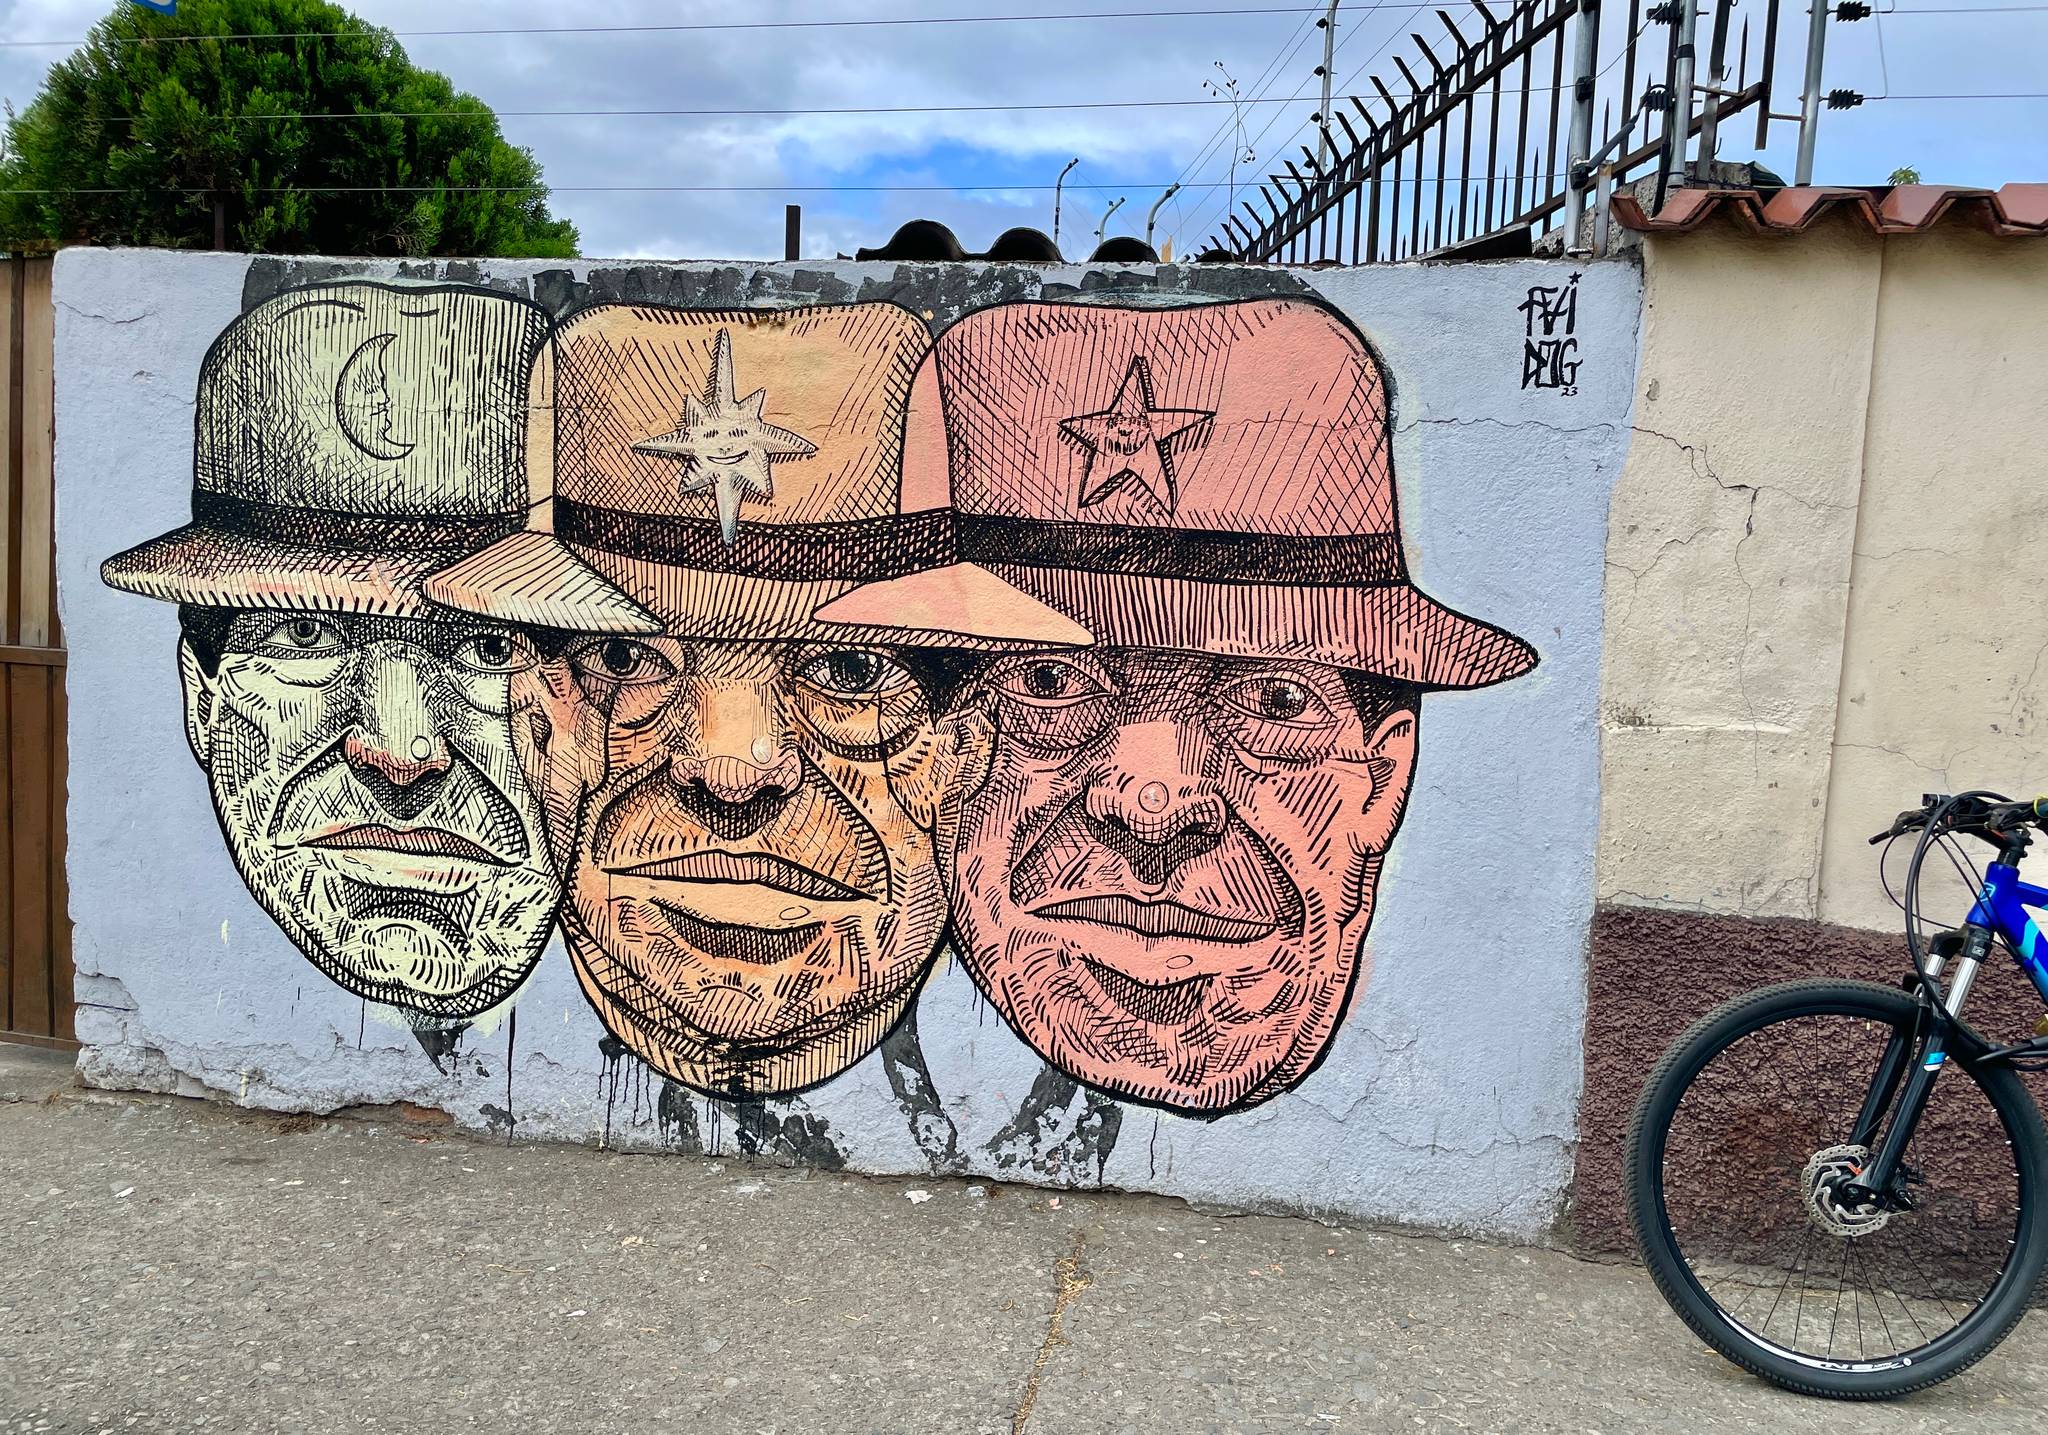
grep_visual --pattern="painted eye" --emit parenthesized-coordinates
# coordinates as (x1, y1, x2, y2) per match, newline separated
(1225, 676, 1327, 724)
(995, 658, 1106, 705)
(453, 631, 536, 675)
(796, 649, 905, 699)
(569, 638, 676, 685)
(261, 617, 345, 653)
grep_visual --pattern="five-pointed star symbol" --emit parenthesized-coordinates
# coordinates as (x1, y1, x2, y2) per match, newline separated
(1057, 354, 1213, 512)
(630, 328, 817, 543)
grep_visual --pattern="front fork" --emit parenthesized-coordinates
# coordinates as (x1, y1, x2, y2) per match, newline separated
(1839, 924, 1991, 1207)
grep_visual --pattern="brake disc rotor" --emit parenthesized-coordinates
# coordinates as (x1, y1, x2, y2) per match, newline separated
(1802, 1143, 1894, 1238)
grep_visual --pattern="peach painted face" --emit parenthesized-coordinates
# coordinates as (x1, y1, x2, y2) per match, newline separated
(537, 636, 989, 1099)
(949, 648, 1417, 1114)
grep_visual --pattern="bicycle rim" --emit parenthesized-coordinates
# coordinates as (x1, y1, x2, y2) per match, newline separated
(1634, 983, 2042, 1389)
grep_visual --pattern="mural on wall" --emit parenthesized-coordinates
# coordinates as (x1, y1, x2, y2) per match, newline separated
(818, 300, 1537, 1113)
(100, 281, 1537, 1126)
(100, 283, 562, 1031)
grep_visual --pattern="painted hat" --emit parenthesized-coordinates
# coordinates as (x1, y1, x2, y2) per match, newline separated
(101, 281, 551, 615)
(815, 296, 1536, 687)
(423, 301, 1088, 646)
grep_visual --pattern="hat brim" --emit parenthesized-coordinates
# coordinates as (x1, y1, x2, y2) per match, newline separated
(424, 533, 1093, 649)
(812, 563, 1537, 690)
(102, 523, 457, 617)
(422, 531, 664, 635)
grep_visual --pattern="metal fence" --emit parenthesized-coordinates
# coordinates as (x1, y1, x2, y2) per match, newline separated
(1210, 0, 1788, 264)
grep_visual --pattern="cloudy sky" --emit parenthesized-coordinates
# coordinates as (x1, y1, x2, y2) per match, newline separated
(0, 0, 2040, 261)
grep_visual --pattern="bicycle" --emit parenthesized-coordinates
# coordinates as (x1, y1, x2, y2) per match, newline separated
(1625, 790, 2048, 1398)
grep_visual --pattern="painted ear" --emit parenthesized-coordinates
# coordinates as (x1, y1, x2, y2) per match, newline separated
(1357, 705, 1418, 851)
(176, 638, 216, 768)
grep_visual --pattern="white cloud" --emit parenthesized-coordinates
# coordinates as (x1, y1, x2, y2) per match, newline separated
(0, 0, 2037, 261)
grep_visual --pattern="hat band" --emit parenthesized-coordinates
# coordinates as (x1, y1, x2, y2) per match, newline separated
(192, 493, 523, 553)
(952, 514, 1404, 586)
(554, 499, 952, 581)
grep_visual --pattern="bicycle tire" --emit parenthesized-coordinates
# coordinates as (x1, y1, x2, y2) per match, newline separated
(1625, 978, 2048, 1399)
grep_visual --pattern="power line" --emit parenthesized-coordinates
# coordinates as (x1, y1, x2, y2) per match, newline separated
(0, 176, 1558, 196)
(1173, 3, 1425, 245)
(0, 4, 1489, 49)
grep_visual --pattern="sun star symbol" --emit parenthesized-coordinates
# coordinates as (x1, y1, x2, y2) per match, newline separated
(630, 328, 817, 543)
(1057, 354, 1213, 512)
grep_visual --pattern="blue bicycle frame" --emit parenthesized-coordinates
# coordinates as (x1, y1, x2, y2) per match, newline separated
(1842, 846, 2048, 1206)
(1965, 861, 2048, 1001)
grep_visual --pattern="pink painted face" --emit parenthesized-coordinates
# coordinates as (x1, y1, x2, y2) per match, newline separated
(948, 648, 1418, 1114)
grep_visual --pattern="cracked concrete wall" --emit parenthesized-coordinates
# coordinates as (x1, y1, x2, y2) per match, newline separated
(1817, 230, 2048, 930)
(1598, 217, 1881, 919)
(58, 249, 1637, 1240)
(1599, 221, 2048, 932)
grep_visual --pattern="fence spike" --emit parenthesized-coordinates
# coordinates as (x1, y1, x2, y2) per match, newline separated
(1437, 10, 1473, 59)
(1410, 35, 1447, 83)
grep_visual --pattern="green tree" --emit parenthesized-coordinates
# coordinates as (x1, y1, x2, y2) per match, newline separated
(0, 0, 578, 257)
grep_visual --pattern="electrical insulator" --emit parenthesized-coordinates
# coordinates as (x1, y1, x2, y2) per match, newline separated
(1826, 89, 1866, 109)
(1835, 2, 1873, 19)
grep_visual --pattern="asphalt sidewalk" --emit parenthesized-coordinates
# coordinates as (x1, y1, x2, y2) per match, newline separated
(1, 1043, 2042, 1434)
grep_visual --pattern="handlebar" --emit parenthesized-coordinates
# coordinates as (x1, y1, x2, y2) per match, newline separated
(1867, 792, 2048, 845)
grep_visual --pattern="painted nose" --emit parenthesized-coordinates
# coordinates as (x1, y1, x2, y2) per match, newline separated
(1082, 719, 1228, 886)
(664, 680, 802, 835)
(342, 647, 453, 815)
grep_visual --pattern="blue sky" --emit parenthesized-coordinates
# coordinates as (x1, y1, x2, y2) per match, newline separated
(0, 0, 2040, 260)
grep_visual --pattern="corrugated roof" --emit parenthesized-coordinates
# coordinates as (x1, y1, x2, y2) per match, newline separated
(1611, 184, 2048, 237)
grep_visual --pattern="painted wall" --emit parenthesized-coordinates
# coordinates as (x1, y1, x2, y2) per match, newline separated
(1580, 219, 2048, 1250)
(1597, 220, 2048, 932)
(59, 249, 1636, 1238)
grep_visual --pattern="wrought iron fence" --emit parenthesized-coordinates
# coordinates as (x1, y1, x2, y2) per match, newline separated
(1208, 0, 1786, 264)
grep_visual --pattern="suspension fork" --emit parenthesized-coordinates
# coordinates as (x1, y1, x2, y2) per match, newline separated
(1842, 925, 1991, 1206)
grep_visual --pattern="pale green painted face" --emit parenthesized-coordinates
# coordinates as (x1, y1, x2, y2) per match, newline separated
(179, 611, 560, 1022)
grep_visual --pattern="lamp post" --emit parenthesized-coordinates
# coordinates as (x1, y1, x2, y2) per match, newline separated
(1052, 157, 1081, 251)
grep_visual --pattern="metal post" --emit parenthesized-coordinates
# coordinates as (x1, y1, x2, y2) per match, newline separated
(1144, 182, 1181, 245)
(1563, 0, 1600, 251)
(1052, 157, 1080, 250)
(1095, 196, 1127, 246)
(1669, 0, 1702, 184)
(1696, 0, 1733, 176)
(1795, 1, 1830, 183)
(783, 204, 800, 261)
(1317, 1, 1342, 165)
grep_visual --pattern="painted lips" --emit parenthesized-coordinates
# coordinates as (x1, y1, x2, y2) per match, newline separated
(298, 824, 510, 865)
(1029, 894, 1277, 944)
(606, 850, 870, 902)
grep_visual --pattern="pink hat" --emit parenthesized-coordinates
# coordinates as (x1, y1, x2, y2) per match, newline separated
(816, 297, 1535, 687)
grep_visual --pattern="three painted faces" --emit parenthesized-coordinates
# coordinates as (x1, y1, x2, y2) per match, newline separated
(107, 287, 1537, 1119)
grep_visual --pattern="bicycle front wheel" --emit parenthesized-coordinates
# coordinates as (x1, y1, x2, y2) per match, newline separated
(1626, 979, 2048, 1399)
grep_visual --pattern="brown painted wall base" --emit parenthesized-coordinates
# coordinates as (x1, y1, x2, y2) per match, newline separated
(1570, 904, 2048, 1255)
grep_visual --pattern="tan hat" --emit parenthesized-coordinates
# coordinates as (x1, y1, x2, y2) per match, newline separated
(102, 281, 551, 616)
(816, 296, 1535, 687)
(424, 301, 1088, 647)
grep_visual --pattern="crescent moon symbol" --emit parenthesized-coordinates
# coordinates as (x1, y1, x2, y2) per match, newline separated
(334, 333, 416, 462)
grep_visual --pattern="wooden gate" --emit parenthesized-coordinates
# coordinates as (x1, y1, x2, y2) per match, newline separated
(0, 255, 71, 1048)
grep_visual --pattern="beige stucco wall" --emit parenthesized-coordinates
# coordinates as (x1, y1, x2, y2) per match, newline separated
(1818, 231, 2048, 929)
(1599, 220, 2048, 932)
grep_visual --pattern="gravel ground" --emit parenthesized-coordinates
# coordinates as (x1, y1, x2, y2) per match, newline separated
(1, 1043, 2043, 1433)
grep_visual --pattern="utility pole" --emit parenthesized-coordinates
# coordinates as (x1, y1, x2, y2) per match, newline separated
(1315, 1, 1341, 166)
(1052, 157, 1080, 251)
(1669, 0, 1702, 180)
(1145, 183, 1182, 246)
(1563, 0, 1601, 248)
(1795, 1, 1832, 182)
